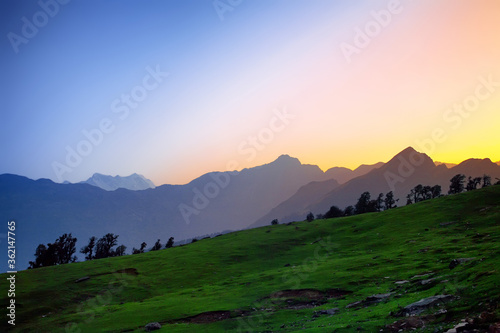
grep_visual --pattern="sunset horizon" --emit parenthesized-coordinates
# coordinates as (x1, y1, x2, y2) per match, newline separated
(2, 0, 499, 187)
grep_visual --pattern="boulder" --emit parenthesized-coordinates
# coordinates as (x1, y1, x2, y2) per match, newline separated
(145, 322, 161, 331)
(401, 295, 455, 316)
(394, 280, 409, 285)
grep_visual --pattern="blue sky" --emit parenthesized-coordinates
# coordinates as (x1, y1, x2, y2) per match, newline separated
(1, 0, 499, 185)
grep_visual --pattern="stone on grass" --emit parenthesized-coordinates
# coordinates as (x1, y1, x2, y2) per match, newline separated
(145, 322, 161, 331)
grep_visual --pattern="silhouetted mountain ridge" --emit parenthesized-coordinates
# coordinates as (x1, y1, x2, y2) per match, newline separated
(250, 147, 500, 227)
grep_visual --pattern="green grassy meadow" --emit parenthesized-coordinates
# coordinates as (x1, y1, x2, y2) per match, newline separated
(1, 186, 499, 332)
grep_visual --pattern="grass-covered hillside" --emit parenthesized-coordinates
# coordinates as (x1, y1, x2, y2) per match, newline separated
(2, 186, 500, 332)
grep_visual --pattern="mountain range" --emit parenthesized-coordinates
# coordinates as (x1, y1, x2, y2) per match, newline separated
(251, 147, 500, 228)
(82, 173, 156, 191)
(1, 147, 499, 272)
(0, 155, 334, 271)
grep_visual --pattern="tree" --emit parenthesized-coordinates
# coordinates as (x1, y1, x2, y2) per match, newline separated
(114, 245, 127, 256)
(165, 237, 175, 249)
(151, 239, 162, 251)
(29, 233, 77, 268)
(80, 236, 96, 261)
(355, 192, 371, 214)
(449, 174, 466, 194)
(406, 193, 413, 205)
(324, 205, 343, 219)
(306, 212, 315, 222)
(375, 193, 384, 212)
(384, 191, 397, 210)
(55, 233, 78, 265)
(315, 214, 324, 220)
(482, 174, 491, 188)
(466, 176, 482, 191)
(94, 233, 119, 259)
(132, 242, 148, 254)
(344, 205, 355, 216)
(367, 200, 378, 212)
(422, 185, 432, 200)
(29, 244, 53, 269)
(271, 219, 279, 225)
(414, 184, 424, 202)
(431, 185, 441, 198)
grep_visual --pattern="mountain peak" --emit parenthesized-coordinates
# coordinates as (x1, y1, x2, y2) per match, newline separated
(272, 154, 301, 166)
(392, 146, 433, 161)
(383, 146, 435, 173)
(84, 173, 155, 191)
(398, 146, 419, 155)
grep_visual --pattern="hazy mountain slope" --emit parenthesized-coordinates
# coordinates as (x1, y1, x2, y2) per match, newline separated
(324, 162, 383, 184)
(249, 178, 340, 228)
(83, 173, 156, 191)
(434, 161, 458, 168)
(251, 162, 384, 227)
(448, 158, 500, 179)
(0, 155, 328, 271)
(251, 147, 500, 227)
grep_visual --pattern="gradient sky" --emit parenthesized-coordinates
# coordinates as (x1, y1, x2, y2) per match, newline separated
(1, 0, 499, 185)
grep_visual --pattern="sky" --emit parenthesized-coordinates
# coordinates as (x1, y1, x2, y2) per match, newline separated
(1, 0, 499, 186)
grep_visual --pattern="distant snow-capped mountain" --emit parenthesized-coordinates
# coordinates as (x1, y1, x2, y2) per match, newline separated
(83, 173, 156, 191)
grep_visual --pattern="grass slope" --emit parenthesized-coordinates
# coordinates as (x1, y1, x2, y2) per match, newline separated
(1, 186, 500, 332)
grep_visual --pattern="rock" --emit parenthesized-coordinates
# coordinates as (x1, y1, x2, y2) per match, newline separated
(401, 295, 455, 316)
(444, 318, 482, 333)
(144, 322, 161, 331)
(420, 278, 437, 285)
(395, 280, 410, 285)
(449, 258, 476, 269)
(346, 293, 393, 309)
(411, 273, 433, 279)
(312, 308, 339, 318)
(386, 316, 426, 331)
(75, 276, 90, 283)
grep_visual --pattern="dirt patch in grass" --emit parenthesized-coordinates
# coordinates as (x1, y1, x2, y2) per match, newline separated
(115, 268, 139, 276)
(175, 310, 232, 324)
(90, 268, 139, 279)
(270, 288, 350, 301)
(266, 288, 351, 309)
